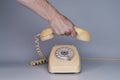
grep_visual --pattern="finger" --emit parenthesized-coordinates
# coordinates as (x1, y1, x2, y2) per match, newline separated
(57, 26, 67, 35)
(59, 30, 65, 35)
(71, 30, 76, 37)
(52, 27, 61, 35)
(63, 26, 71, 36)
(54, 24, 65, 35)
(64, 32, 71, 36)
(70, 28, 76, 37)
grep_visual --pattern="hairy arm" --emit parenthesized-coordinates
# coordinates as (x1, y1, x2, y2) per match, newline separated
(17, 0, 76, 36)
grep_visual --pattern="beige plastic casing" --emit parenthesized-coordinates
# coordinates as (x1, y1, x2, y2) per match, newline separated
(48, 45, 81, 73)
(40, 28, 54, 41)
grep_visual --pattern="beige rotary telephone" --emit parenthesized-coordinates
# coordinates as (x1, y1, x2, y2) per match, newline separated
(31, 26, 90, 73)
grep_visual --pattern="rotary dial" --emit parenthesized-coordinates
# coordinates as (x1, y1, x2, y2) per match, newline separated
(55, 47, 74, 61)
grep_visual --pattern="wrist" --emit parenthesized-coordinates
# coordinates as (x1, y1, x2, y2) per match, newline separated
(48, 10, 63, 23)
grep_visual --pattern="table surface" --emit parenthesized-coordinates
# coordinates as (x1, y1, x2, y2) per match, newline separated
(0, 60, 120, 80)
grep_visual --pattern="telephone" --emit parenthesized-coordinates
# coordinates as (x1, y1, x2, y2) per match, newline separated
(31, 26, 90, 73)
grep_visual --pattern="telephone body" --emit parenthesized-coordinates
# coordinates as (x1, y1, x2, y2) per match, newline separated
(31, 26, 90, 73)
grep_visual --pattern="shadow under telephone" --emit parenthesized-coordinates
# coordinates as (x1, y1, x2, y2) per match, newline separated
(31, 26, 91, 73)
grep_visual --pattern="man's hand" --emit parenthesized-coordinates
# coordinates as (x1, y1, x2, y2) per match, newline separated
(50, 14, 76, 37)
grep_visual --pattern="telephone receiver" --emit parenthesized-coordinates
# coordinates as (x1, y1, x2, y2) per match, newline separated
(31, 26, 91, 73)
(40, 26, 90, 41)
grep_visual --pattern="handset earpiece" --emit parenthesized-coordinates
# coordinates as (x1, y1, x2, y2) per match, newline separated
(40, 26, 91, 42)
(40, 28, 54, 41)
(74, 27, 91, 42)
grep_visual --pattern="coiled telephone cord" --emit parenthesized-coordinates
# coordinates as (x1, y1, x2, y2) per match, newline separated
(30, 34, 48, 66)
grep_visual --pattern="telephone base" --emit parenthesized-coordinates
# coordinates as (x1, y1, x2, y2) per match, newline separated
(48, 45, 81, 73)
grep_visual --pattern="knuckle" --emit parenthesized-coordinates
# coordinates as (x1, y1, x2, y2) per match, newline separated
(60, 31, 64, 35)
(69, 27, 73, 30)
(57, 32, 61, 35)
(64, 28, 70, 32)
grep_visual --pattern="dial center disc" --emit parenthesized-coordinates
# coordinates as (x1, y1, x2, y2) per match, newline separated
(55, 47, 74, 60)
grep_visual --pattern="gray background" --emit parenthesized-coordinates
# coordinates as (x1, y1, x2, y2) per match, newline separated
(0, 0, 120, 64)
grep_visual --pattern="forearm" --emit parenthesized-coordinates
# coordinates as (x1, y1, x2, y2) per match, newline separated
(17, 0, 76, 36)
(17, 0, 61, 22)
